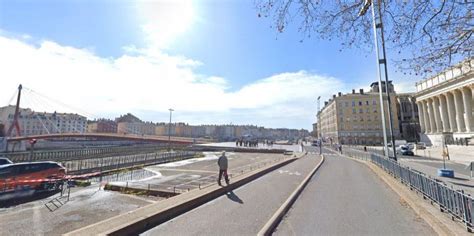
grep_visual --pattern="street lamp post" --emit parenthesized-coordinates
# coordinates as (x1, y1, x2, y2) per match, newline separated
(317, 96, 322, 155)
(168, 108, 174, 151)
(359, 0, 397, 161)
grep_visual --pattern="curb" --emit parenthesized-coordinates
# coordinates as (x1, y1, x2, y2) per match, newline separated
(65, 155, 301, 236)
(345, 155, 463, 236)
(258, 154, 325, 236)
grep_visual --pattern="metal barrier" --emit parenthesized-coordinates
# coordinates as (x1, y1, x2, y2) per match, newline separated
(112, 154, 291, 195)
(343, 148, 474, 232)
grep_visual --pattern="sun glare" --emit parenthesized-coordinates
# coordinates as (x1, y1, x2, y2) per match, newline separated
(136, 0, 196, 49)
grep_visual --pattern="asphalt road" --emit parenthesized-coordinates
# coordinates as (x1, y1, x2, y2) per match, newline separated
(275, 151, 435, 236)
(142, 153, 322, 236)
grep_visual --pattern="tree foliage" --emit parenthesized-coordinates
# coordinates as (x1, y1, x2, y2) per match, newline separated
(256, 0, 473, 75)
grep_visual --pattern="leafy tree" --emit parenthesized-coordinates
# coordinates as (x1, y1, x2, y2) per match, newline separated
(256, 0, 473, 75)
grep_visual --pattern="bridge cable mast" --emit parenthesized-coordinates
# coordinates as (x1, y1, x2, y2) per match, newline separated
(6, 84, 23, 137)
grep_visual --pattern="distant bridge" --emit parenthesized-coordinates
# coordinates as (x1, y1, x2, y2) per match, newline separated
(6, 132, 212, 145)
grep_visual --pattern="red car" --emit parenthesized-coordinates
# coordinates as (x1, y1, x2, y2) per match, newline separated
(0, 161, 66, 193)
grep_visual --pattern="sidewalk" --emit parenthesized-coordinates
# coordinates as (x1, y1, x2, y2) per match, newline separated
(414, 145, 474, 166)
(399, 159, 474, 195)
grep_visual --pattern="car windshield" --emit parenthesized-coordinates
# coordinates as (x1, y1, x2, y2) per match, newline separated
(0, 1, 471, 235)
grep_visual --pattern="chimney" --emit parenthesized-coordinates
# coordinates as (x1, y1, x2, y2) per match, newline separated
(352, 89, 355, 94)
(333, 94, 336, 99)
(324, 101, 328, 106)
(360, 89, 364, 94)
(338, 92, 342, 97)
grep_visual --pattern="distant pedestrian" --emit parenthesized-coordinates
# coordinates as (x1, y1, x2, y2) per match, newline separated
(339, 144, 343, 154)
(217, 151, 229, 186)
(364, 146, 367, 152)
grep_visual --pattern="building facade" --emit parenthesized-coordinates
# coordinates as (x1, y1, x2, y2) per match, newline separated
(396, 93, 420, 142)
(415, 58, 474, 146)
(317, 83, 400, 145)
(0, 105, 87, 136)
(87, 119, 117, 133)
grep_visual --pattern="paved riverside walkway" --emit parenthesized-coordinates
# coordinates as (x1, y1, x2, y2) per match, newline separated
(142, 154, 322, 235)
(275, 151, 435, 235)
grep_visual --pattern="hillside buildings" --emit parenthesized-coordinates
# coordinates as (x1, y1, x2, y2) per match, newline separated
(0, 105, 87, 136)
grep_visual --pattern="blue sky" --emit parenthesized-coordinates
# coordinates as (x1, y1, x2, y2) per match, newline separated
(0, 0, 416, 129)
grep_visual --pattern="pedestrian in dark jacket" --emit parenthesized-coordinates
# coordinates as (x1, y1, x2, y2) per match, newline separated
(217, 151, 229, 186)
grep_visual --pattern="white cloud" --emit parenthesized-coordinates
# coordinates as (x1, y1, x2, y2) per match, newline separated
(0, 34, 344, 129)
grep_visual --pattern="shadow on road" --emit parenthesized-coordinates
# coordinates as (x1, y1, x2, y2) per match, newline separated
(226, 191, 243, 204)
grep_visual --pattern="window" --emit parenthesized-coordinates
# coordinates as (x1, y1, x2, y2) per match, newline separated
(359, 109, 363, 113)
(345, 102, 349, 107)
(373, 100, 377, 105)
(366, 108, 369, 113)
(352, 100, 355, 106)
(359, 101, 362, 106)
(352, 108, 356, 114)
(373, 108, 377, 113)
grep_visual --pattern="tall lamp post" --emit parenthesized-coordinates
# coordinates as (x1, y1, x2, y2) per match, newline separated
(317, 96, 322, 155)
(168, 108, 174, 151)
(359, 0, 397, 161)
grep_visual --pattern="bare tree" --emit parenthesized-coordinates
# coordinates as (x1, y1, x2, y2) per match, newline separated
(256, 0, 473, 75)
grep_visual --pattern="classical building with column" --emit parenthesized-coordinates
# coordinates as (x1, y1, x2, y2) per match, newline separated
(396, 93, 420, 142)
(415, 58, 474, 146)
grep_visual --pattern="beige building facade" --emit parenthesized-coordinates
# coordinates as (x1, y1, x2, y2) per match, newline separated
(415, 58, 474, 146)
(317, 84, 400, 145)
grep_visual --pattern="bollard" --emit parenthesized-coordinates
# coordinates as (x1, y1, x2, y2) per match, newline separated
(67, 186, 71, 201)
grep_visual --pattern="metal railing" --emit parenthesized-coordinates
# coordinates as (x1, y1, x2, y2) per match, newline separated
(63, 151, 196, 175)
(343, 147, 474, 232)
(111, 154, 292, 195)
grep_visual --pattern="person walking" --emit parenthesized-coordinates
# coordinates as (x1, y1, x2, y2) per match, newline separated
(217, 151, 229, 186)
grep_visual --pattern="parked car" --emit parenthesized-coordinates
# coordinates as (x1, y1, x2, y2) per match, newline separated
(416, 142, 427, 150)
(0, 161, 66, 193)
(397, 145, 414, 156)
(400, 148, 414, 156)
(0, 157, 13, 166)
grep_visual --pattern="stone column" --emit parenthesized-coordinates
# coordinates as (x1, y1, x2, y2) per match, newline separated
(462, 86, 473, 132)
(433, 97, 442, 133)
(417, 102, 425, 133)
(453, 89, 466, 132)
(439, 94, 450, 132)
(427, 99, 437, 133)
(399, 98, 405, 122)
(446, 92, 457, 132)
(423, 100, 431, 133)
(411, 98, 416, 121)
